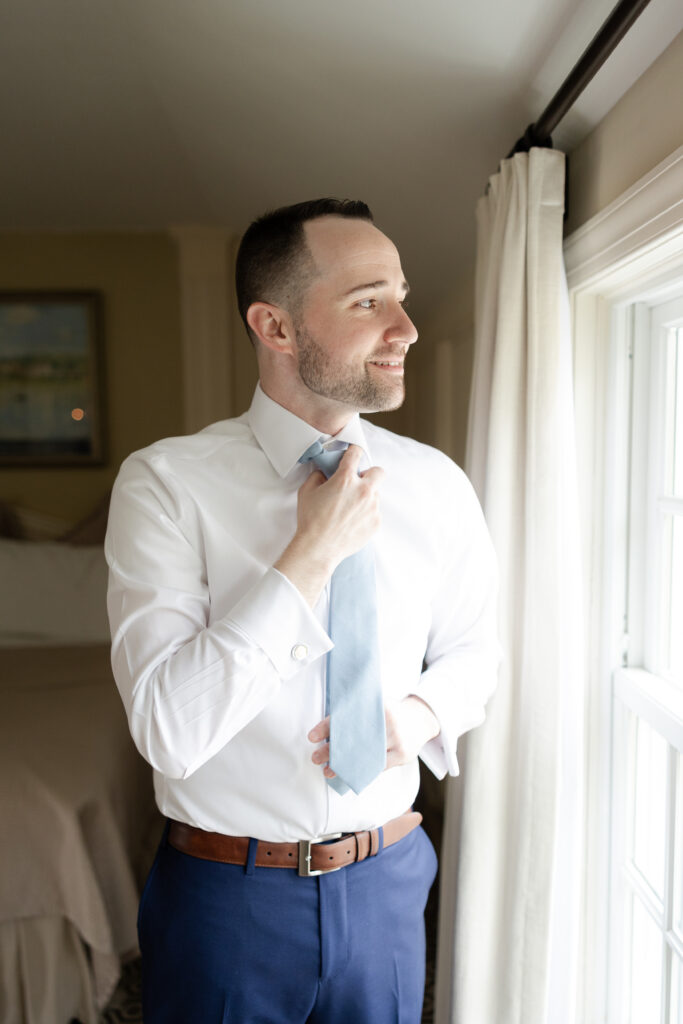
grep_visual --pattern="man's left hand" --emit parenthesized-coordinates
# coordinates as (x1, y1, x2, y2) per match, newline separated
(308, 696, 440, 778)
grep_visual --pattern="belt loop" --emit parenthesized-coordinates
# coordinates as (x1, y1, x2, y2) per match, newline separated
(377, 826, 384, 856)
(245, 837, 258, 875)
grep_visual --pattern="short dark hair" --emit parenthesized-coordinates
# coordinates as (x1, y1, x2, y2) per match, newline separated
(235, 198, 373, 342)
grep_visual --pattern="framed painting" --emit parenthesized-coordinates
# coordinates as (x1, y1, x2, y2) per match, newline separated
(0, 291, 106, 465)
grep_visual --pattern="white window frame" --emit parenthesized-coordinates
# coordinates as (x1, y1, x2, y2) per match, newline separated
(564, 142, 683, 1024)
(606, 290, 683, 1023)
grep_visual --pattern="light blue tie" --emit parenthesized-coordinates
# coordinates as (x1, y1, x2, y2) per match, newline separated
(299, 440, 386, 795)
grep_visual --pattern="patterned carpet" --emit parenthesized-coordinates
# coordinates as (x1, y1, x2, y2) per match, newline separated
(100, 952, 436, 1023)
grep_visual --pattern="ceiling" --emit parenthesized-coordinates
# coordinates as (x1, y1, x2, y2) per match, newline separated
(1, 0, 682, 328)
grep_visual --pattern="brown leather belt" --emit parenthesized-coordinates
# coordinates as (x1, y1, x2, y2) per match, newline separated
(168, 810, 422, 877)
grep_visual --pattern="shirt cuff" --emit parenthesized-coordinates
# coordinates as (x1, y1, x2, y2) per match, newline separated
(408, 661, 489, 779)
(418, 734, 455, 779)
(221, 567, 333, 680)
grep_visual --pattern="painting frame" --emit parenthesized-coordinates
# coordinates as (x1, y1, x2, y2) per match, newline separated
(0, 291, 106, 467)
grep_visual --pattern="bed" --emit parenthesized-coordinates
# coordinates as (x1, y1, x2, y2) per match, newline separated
(0, 503, 160, 1024)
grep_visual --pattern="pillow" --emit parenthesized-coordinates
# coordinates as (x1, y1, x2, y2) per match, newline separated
(0, 539, 110, 647)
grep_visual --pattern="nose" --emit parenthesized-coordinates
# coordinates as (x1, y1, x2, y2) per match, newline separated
(385, 303, 418, 347)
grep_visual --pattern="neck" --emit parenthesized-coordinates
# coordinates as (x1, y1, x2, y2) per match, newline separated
(258, 378, 356, 436)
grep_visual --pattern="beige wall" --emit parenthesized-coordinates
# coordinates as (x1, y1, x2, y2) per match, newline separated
(0, 233, 183, 525)
(7, 22, 683, 521)
(566, 29, 683, 236)
(410, 273, 476, 465)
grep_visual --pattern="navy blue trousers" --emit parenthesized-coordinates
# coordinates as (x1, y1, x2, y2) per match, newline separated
(138, 823, 438, 1023)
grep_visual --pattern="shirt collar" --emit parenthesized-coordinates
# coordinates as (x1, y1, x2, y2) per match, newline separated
(247, 383, 372, 478)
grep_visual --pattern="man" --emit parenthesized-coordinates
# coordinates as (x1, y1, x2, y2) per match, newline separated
(106, 198, 498, 1023)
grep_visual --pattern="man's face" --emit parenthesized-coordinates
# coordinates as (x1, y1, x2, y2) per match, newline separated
(292, 216, 418, 416)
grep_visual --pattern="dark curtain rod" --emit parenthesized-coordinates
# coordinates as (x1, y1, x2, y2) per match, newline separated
(508, 0, 654, 156)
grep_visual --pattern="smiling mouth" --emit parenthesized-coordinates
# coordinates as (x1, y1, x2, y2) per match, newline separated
(368, 359, 404, 370)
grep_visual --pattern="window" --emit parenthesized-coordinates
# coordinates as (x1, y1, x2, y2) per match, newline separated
(607, 293, 683, 1024)
(565, 143, 683, 1024)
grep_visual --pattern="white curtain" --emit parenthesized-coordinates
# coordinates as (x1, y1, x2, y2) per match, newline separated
(435, 148, 584, 1024)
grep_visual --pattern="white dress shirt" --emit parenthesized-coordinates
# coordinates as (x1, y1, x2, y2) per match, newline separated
(105, 384, 499, 842)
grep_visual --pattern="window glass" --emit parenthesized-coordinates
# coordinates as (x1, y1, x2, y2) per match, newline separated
(669, 329, 683, 499)
(674, 752, 683, 941)
(628, 895, 663, 1024)
(669, 516, 683, 679)
(632, 717, 668, 902)
(671, 955, 683, 1024)
(661, 326, 683, 681)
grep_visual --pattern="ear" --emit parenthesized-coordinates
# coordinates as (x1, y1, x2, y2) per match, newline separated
(246, 302, 296, 355)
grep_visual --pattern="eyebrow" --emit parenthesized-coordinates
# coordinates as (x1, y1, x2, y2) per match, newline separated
(343, 279, 410, 297)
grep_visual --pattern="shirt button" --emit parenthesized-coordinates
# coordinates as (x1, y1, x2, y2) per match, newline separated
(291, 643, 308, 661)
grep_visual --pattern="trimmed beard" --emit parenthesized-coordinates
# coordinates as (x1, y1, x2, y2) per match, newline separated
(294, 323, 405, 413)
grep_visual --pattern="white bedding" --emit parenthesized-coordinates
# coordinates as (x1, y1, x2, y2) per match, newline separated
(0, 644, 158, 1024)
(0, 539, 110, 647)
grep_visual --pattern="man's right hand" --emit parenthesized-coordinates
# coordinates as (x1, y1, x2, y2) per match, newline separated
(274, 445, 384, 607)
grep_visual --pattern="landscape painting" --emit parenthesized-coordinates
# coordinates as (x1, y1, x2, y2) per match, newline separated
(0, 292, 105, 465)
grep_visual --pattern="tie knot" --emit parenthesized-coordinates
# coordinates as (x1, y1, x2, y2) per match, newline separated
(299, 440, 349, 479)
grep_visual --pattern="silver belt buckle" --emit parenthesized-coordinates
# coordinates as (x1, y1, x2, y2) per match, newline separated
(298, 833, 343, 877)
